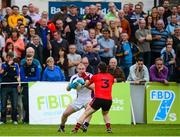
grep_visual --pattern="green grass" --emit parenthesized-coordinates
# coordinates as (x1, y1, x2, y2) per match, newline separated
(0, 123, 180, 136)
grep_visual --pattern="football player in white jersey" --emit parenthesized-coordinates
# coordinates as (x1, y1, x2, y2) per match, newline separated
(58, 63, 93, 133)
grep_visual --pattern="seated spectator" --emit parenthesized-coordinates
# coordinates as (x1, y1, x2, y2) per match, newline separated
(150, 58, 169, 84)
(42, 57, 65, 81)
(161, 44, 175, 80)
(107, 58, 125, 82)
(127, 58, 149, 84)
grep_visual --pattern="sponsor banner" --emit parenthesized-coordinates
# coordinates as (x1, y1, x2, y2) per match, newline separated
(48, 1, 121, 19)
(29, 82, 131, 125)
(146, 82, 180, 124)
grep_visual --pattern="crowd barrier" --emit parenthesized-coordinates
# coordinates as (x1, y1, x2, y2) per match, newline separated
(1, 82, 180, 125)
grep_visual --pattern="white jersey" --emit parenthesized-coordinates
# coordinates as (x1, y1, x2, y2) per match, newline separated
(69, 72, 93, 110)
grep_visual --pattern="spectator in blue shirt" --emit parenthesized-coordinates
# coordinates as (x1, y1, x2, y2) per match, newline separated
(98, 28, 116, 65)
(120, 32, 133, 79)
(42, 57, 65, 81)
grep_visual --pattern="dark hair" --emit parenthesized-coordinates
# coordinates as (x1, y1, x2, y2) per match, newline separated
(5, 42, 14, 53)
(11, 28, 20, 38)
(22, 5, 28, 9)
(98, 62, 107, 73)
(26, 53, 33, 58)
(58, 47, 67, 58)
(102, 28, 110, 34)
(136, 58, 144, 62)
(11, 5, 19, 10)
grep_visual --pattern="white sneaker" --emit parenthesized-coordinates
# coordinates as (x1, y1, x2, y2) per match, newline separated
(13, 121, 18, 125)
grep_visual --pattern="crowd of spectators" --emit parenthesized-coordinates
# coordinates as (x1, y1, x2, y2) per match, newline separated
(0, 0, 179, 124)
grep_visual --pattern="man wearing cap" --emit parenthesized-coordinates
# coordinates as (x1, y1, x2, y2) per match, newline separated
(64, 4, 80, 44)
(0, 52, 20, 124)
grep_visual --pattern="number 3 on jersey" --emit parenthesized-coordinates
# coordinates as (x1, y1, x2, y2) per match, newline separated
(101, 79, 109, 88)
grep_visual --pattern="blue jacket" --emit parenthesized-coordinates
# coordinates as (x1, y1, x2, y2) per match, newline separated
(42, 65, 65, 81)
(20, 62, 41, 82)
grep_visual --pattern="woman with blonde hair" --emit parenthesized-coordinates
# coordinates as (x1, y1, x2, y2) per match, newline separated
(42, 57, 65, 81)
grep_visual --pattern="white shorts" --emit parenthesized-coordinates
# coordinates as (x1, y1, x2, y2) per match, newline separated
(70, 99, 90, 111)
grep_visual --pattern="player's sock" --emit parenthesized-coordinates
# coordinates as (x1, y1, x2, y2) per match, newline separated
(84, 122, 89, 128)
(74, 123, 81, 131)
(106, 123, 111, 129)
(81, 122, 89, 132)
(106, 123, 112, 133)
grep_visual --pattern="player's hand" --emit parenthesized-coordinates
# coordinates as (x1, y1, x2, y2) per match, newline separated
(69, 82, 79, 90)
(77, 79, 85, 85)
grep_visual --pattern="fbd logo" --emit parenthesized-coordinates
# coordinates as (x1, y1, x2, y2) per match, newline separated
(150, 90, 176, 121)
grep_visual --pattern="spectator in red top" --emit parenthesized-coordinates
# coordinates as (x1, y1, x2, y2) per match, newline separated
(72, 62, 114, 133)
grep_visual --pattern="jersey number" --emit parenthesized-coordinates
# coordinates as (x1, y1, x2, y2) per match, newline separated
(101, 79, 109, 88)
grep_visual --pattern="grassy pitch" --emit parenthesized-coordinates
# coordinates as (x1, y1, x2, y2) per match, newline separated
(0, 124, 180, 136)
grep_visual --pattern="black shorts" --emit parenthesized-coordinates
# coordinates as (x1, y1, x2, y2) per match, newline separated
(90, 98, 112, 111)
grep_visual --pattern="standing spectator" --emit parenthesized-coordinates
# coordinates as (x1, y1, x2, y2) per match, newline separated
(151, 7, 158, 27)
(135, 19, 152, 68)
(1, 19, 11, 38)
(128, 4, 144, 42)
(105, 2, 118, 24)
(49, 31, 68, 62)
(74, 21, 89, 55)
(172, 26, 180, 53)
(42, 57, 65, 81)
(56, 48, 69, 81)
(8, 5, 26, 29)
(157, 7, 168, 26)
(64, 4, 80, 44)
(35, 18, 50, 64)
(6, 29, 25, 62)
(22, 5, 33, 27)
(3, 7, 12, 21)
(95, 22, 103, 40)
(98, 28, 115, 65)
(54, 19, 66, 38)
(122, 4, 130, 20)
(127, 58, 149, 84)
(67, 44, 81, 80)
(150, 58, 168, 84)
(161, 44, 175, 80)
(20, 54, 41, 123)
(0, 52, 20, 124)
(166, 15, 178, 35)
(162, 0, 172, 21)
(120, 33, 133, 79)
(28, 3, 41, 27)
(26, 35, 43, 65)
(118, 10, 131, 38)
(84, 5, 101, 29)
(84, 28, 100, 52)
(107, 58, 125, 82)
(151, 20, 169, 64)
(83, 41, 101, 74)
